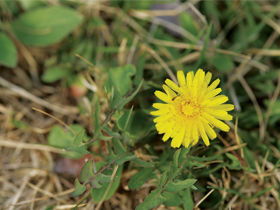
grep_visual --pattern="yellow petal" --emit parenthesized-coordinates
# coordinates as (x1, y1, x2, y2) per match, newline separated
(205, 95, 228, 106)
(208, 110, 233, 121)
(162, 84, 177, 98)
(198, 122, 210, 146)
(186, 71, 194, 88)
(177, 70, 186, 87)
(182, 123, 192, 148)
(197, 72, 213, 99)
(203, 122, 217, 140)
(205, 88, 222, 98)
(155, 124, 164, 134)
(171, 125, 185, 148)
(208, 79, 220, 91)
(154, 91, 171, 103)
(213, 104, 235, 111)
(162, 133, 171, 142)
(157, 122, 173, 134)
(195, 69, 205, 87)
(165, 79, 180, 93)
(204, 72, 212, 86)
(202, 113, 230, 132)
(164, 121, 175, 141)
(191, 123, 199, 146)
(152, 103, 169, 109)
(153, 114, 171, 123)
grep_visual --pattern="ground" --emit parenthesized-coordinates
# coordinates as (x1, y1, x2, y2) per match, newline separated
(0, 1, 280, 210)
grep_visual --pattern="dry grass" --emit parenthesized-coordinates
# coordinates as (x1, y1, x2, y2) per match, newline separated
(1, 1, 280, 209)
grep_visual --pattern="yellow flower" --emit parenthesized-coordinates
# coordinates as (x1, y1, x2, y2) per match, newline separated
(151, 69, 234, 148)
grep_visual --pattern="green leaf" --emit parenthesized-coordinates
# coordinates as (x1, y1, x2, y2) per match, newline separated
(12, 119, 28, 129)
(0, 32, 17, 68)
(158, 171, 168, 188)
(111, 79, 143, 110)
(66, 145, 89, 156)
(108, 87, 122, 110)
(18, 0, 44, 10)
(118, 80, 143, 109)
(131, 158, 155, 168)
(92, 95, 101, 137)
(45, 206, 54, 210)
(89, 17, 105, 27)
(95, 173, 111, 184)
(72, 178, 86, 197)
(123, 106, 134, 131)
(249, 72, 277, 96)
(73, 129, 86, 145)
(162, 191, 182, 207)
(91, 179, 103, 189)
(79, 160, 94, 183)
(107, 64, 136, 96)
(130, 110, 153, 138)
(225, 153, 242, 170)
(41, 66, 70, 83)
(88, 162, 110, 189)
(194, 24, 212, 69)
(166, 178, 197, 192)
(11, 6, 83, 46)
(123, 0, 153, 10)
(128, 168, 154, 190)
(179, 13, 198, 36)
(134, 55, 146, 86)
(136, 189, 163, 210)
(173, 148, 181, 168)
(116, 110, 131, 131)
(103, 125, 121, 139)
(265, 100, 280, 125)
(203, 1, 220, 19)
(115, 154, 136, 165)
(243, 147, 256, 169)
(112, 138, 126, 154)
(117, 109, 153, 139)
(181, 189, 194, 210)
(178, 148, 190, 166)
(212, 54, 234, 72)
(251, 186, 273, 199)
(47, 124, 88, 158)
(48, 126, 71, 148)
(91, 165, 123, 203)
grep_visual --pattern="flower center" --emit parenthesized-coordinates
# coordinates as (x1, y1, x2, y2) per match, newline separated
(174, 96, 201, 118)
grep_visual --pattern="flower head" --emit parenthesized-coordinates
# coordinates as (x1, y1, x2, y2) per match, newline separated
(151, 69, 234, 148)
